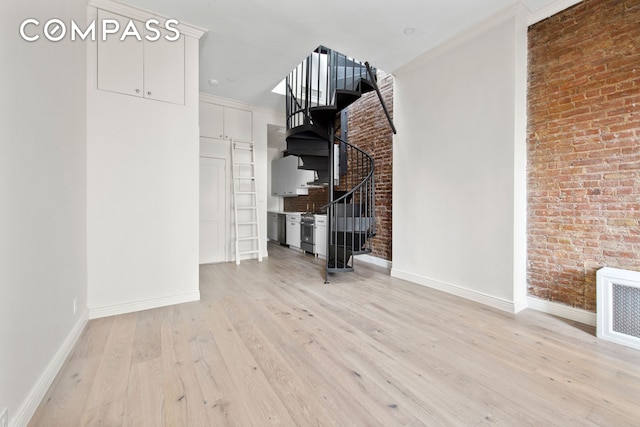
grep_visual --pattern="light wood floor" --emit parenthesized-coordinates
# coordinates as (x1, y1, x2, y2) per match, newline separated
(30, 243, 640, 426)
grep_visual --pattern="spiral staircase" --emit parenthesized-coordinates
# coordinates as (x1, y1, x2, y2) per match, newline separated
(284, 46, 394, 283)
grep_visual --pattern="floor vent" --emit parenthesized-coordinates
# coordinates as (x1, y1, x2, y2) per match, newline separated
(597, 267, 640, 350)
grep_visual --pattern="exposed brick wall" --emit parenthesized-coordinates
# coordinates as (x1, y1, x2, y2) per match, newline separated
(527, 0, 640, 311)
(347, 72, 394, 261)
(283, 187, 328, 213)
(284, 72, 394, 261)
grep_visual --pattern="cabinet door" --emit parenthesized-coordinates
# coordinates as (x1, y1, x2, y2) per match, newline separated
(315, 224, 327, 258)
(224, 107, 252, 141)
(271, 157, 285, 196)
(286, 220, 301, 248)
(97, 10, 143, 97)
(200, 156, 227, 264)
(200, 103, 224, 139)
(144, 27, 185, 104)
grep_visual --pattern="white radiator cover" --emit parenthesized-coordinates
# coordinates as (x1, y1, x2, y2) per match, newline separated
(597, 267, 640, 350)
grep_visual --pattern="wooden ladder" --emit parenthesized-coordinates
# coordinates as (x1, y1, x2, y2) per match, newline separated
(231, 139, 262, 265)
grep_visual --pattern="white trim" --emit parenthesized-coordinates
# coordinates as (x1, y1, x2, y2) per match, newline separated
(88, 0, 208, 38)
(390, 269, 516, 313)
(527, 0, 583, 25)
(199, 93, 283, 116)
(526, 296, 596, 326)
(596, 267, 640, 350)
(12, 312, 88, 427)
(355, 254, 392, 270)
(88, 292, 200, 319)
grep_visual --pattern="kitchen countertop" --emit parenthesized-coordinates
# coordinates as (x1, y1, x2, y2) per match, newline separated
(269, 211, 326, 216)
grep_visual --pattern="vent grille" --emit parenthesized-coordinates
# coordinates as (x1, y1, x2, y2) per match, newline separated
(597, 267, 640, 350)
(612, 284, 640, 338)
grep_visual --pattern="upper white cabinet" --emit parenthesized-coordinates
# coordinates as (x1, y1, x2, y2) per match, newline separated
(271, 155, 314, 197)
(97, 9, 185, 105)
(200, 102, 253, 142)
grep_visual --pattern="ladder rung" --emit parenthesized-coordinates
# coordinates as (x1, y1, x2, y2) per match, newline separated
(234, 146, 254, 151)
(236, 191, 257, 194)
(233, 141, 254, 147)
(237, 206, 257, 210)
(235, 176, 255, 180)
(238, 237, 259, 241)
(239, 250, 260, 255)
(238, 221, 258, 225)
(235, 162, 254, 166)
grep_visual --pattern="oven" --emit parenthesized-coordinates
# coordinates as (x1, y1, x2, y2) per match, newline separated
(300, 213, 315, 253)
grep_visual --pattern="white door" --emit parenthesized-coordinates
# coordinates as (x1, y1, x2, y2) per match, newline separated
(200, 156, 226, 264)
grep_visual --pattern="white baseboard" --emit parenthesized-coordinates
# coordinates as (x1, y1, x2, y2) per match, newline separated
(13, 311, 88, 427)
(390, 268, 516, 313)
(88, 291, 200, 319)
(355, 254, 392, 270)
(526, 296, 596, 326)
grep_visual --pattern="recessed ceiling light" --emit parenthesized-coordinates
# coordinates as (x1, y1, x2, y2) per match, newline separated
(208, 79, 219, 86)
(403, 27, 416, 35)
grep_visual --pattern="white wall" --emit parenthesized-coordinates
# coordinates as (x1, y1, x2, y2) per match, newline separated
(0, 0, 88, 425)
(86, 6, 202, 318)
(253, 109, 285, 257)
(267, 146, 284, 212)
(391, 8, 528, 312)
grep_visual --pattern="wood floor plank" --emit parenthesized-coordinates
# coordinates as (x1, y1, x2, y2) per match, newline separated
(80, 312, 137, 419)
(203, 299, 298, 426)
(28, 242, 640, 426)
(160, 305, 214, 426)
(123, 357, 164, 427)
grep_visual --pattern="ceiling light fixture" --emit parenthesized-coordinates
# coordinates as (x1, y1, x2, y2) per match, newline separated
(208, 79, 219, 86)
(403, 27, 416, 35)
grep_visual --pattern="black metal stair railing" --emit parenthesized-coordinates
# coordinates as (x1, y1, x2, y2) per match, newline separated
(323, 136, 375, 279)
(286, 46, 374, 132)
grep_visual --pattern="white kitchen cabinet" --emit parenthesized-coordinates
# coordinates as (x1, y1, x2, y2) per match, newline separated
(200, 103, 252, 142)
(286, 213, 301, 248)
(314, 214, 327, 258)
(97, 9, 185, 105)
(267, 212, 279, 241)
(271, 155, 314, 197)
(143, 25, 185, 104)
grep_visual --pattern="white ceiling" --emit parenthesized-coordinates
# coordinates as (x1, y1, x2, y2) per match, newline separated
(121, 0, 565, 111)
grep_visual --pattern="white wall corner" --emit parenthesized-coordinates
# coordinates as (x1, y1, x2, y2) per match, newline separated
(390, 269, 516, 313)
(526, 296, 596, 326)
(12, 312, 88, 427)
(88, 292, 200, 319)
(513, 4, 529, 315)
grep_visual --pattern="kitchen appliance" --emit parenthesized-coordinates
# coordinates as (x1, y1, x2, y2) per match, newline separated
(300, 213, 315, 253)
